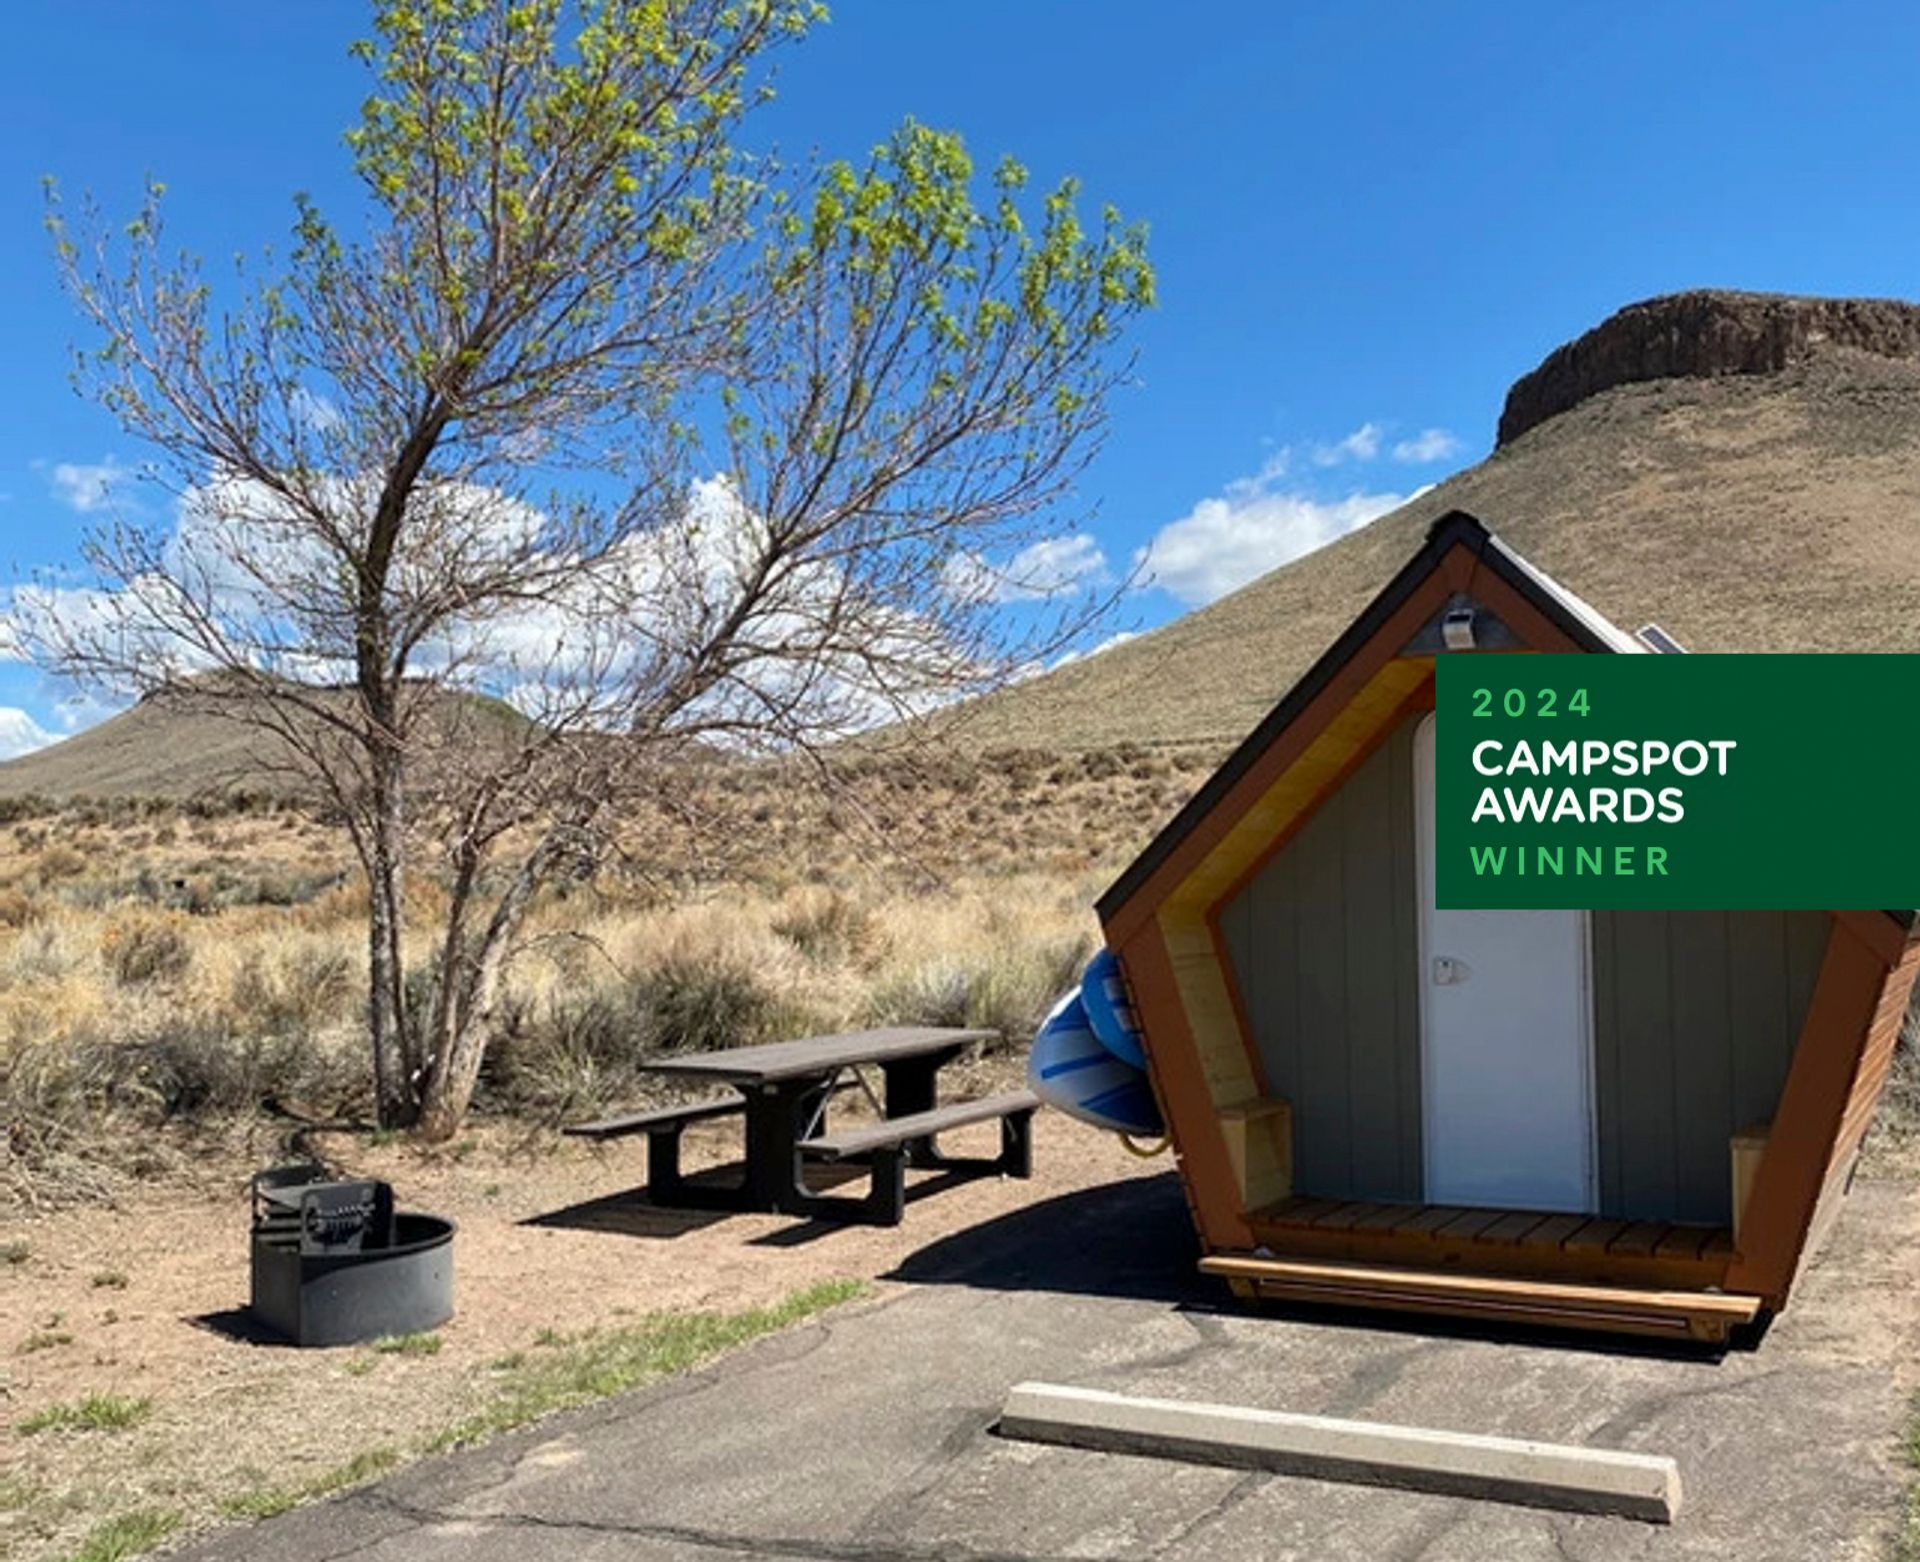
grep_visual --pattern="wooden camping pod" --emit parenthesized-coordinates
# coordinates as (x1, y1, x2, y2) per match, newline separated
(1098, 511, 1920, 1341)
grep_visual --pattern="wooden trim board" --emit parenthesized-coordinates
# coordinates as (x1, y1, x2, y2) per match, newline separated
(1725, 919, 1901, 1305)
(1201, 1254, 1759, 1344)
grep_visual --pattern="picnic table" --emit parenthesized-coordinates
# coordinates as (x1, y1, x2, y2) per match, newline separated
(565, 1026, 1039, 1225)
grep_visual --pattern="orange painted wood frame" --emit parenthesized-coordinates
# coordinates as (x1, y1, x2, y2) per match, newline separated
(1114, 916, 1252, 1252)
(1726, 918, 1920, 1306)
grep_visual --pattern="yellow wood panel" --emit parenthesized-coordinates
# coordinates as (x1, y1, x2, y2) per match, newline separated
(1219, 1098, 1293, 1210)
(1164, 658, 1432, 922)
(1731, 1124, 1768, 1249)
(1160, 910, 1260, 1103)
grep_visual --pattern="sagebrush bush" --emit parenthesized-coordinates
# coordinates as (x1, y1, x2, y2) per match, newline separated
(771, 888, 882, 968)
(0, 885, 39, 929)
(865, 927, 1092, 1048)
(35, 843, 86, 882)
(870, 956, 969, 1030)
(116, 1018, 273, 1118)
(482, 930, 813, 1116)
(101, 913, 194, 987)
(2, 918, 94, 984)
(482, 985, 651, 1117)
(644, 944, 788, 1054)
(227, 942, 358, 1037)
(0, 793, 55, 824)
(4, 1012, 368, 1134)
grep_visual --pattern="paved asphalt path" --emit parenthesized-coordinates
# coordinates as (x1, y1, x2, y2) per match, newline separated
(176, 1171, 1920, 1561)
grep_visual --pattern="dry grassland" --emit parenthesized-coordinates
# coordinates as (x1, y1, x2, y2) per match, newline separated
(0, 743, 1220, 1205)
(0, 745, 1218, 1559)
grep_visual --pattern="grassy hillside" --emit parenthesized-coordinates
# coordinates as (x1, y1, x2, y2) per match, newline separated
(960, 294, 1920, 750)
(0, 697, 304, 803)
(0, 682, 533, 803)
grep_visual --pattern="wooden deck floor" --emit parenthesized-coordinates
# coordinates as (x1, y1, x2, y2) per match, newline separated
(1247, 1196, 1735, 1290)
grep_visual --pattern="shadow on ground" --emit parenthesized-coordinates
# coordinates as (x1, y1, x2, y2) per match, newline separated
(745, 1165, 1017, 1248)
(189, 1307, 293, 1346)
(523, 1160, 875, 1241)
(888, 1170, 1208, 1303)
(519, 1188, 733, 1240)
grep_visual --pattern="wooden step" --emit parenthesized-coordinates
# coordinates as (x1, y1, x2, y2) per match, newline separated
(1245, 1198, 1732, 1291)
(1200, 1254, 1762, 1344)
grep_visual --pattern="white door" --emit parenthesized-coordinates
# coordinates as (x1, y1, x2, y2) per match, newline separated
(1413, 715, 1596, 1213)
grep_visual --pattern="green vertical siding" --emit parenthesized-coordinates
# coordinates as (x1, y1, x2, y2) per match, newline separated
(1220, 703, 1826, 1223)
(1219, 718, 1423, 1202)
(1592, 909, 1828, 1224)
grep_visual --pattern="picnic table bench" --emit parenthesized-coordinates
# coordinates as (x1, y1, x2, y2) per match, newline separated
(800, 1090, 1036, 1224)
(566, 1027, 1037, 1225)
(564, 1095, 748, 1142)
(566, 1082, 855, 1202)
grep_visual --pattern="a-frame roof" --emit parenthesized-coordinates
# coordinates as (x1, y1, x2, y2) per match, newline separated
(1097, 508, 1915, 932)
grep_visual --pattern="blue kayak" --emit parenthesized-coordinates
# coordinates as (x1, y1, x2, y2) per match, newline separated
(1079, 947, 1148, 1070)
(1027, 989, 1164, 1137)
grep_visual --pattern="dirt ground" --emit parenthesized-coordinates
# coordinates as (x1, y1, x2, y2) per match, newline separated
(0, 1102, 1164, 1562)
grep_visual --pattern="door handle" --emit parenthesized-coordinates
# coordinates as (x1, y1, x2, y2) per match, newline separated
(1432, 956, 1470, 986)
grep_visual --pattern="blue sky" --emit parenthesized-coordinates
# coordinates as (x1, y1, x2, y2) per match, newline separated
(4, 3, 1920, 754)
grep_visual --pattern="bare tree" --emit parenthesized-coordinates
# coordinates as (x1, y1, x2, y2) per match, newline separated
(24, 0, 1154, 1139)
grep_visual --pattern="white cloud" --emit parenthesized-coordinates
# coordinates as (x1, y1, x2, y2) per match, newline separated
(54, 693, 125, 732)
(1050, 629, 1137, 668)
(943, 532, 1109, 604)
(1224, 451, 1289, 495)
(6, 464, 1011, 744)
(1137, 481, 1406, 607)
(290, 387, 344, 433)
(1391, 428, 1464, 464)
(6, 574, 213, 684)
(1311, 423, 1382, 467)
(47, 458, 138, 514)
(0, 708, 54, 760)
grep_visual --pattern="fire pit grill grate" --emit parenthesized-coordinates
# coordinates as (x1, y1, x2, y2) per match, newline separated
(248, 1164, 455, 1347)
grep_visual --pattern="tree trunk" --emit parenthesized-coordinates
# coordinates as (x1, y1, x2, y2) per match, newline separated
(413, 1000, 490, 1144)
(366, 765, 416, 1128)
(413, 847, 547, 1141)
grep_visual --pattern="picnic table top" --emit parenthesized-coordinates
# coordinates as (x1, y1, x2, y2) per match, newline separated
(637, 1026, 998, 1085)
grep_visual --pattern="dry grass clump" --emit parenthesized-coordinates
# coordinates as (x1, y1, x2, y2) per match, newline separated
(1, 784, 1129, 1205)
(226, 939, 358, 1037)
(0, 883, 378, 1201)
(100, 912, 194, 988)
(482, 925, 810, 1119)
(858, 890, 1094, 1046)
(0, 884, 40, 928)
(1865, 1000, 1920, 1178)
(770, 887, 884, 969)
(32, 843, 86, 882)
